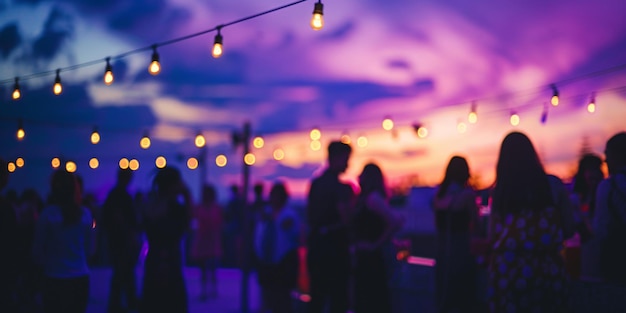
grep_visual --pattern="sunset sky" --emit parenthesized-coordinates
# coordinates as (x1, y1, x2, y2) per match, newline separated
(2, 0, 626, 202)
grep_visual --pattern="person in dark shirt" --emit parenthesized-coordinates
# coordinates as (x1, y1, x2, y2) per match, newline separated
(0, 158, 18, 312)
(306, 141, 355, 313)
(102, 168, 141, 313)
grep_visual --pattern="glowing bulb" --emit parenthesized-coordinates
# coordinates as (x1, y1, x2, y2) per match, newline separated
(310, 140, 321, 151)
(357, 136, 368, 148)
(212, 32, 223, 58)
(51, 158, 61, 169)
(382, 118, 394, 131)
(216, 154, 227, 167)
(588, 96, 596, 113)
(417, 127, 428, 138)
(187, 157, 199, 170)
(310, 2, 324, 31)
(155, 156, 167, 169)
(129, 159, 139, 171)
(17, 128, 25, 141)
(468, 111, 478, 124)
(273, 148, 285, 161)
(550, 85, 559, 106)
(510, 113, 520, 126)
(340, 134, 351, 144)
(119, 158, 129, 169)
(91, 129, 100, 144)
(8, 162, 16, 173)
(140, 135, 151, 149)
(65, 161, 77, 173)
(253, 136, 264, 149)
(104, 58, 114, 85)
(149, 46, 161, 75)
(195, 133, 206, 148)
(457, 122, 467, 133)
(12, 77, 20, 100)
(89, 158, 99, 169)
(53, 69, 62, 95)
(244, 153, 256, 165)
(15, 157, 24, 168)
(310, 128, 321, 140)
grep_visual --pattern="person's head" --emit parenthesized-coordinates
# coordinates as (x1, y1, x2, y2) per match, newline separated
(153, 166, 183, 196)
(359, 163, 386, 198)
(253, 183, 264, 198)
(269, 181, 289, 210)
(229, 184, 239, 197)
(49, 169, 82, 224)
(0, 158, 8, 191)
(493, 132, 552, 214)
(605, 132, 626, 175)
(327, 141, 352, 173)
(437, 156, 470, 198)
(573, 153, 604, 196)
(117, 168, 133, 188)
(202, 184, 217, 205)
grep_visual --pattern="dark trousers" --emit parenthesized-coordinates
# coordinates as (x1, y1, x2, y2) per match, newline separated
(43, 275, 89, 313)
(258, 250, 298, 313)
(108, 254, 138, 312)
(306, 242, 350, 313)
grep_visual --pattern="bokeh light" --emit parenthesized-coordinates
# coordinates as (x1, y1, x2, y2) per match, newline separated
(129, 159, 139, 171)
(155, 156, 166, 169)
(244, 153, 256, 165)
(119, 158, 129, 169)
(187, 157, 199, 169)
(89, 158, 99, 169)
(65, 161, 77, 173)
(216, 155, 227, 167)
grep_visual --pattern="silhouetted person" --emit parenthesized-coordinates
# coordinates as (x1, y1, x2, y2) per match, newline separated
(352, 163, 403, 313)
(223, 184, 245, 267)
(433, 156, 478, 313)
(33, 170, 95, 313)
(16, 189, 44, 310)
(102, 168, 140, 313)
(306, 141, 355, 313)
(0, 158, 18, 312)
(140, 166, 191, 313)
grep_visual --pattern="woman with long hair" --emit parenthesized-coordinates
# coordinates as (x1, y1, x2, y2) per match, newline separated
(351, 163, 403, 313)
(487, 132, 576, 312)
(33, 170, 94, 313)
(433, 156, 478, 313)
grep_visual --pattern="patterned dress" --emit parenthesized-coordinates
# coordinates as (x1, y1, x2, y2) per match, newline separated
(487, 206, 569, 313)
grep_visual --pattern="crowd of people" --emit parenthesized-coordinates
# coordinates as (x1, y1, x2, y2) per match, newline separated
(0, 130, 625, 313)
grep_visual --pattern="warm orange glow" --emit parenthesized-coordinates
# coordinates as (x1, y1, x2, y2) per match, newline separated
(551, 95, 559, 106)
(588, 102, 596, 113)
(273, 148, 285, 160)
(15, 157, 24, 168)
(91, 131, 100, 144)
(340, 134, 351, 144)
(65, 161, 77, 173)
(417, 127, 428, 138)
(17, 128, 25, 141)
(212, 33, 223, 58)
(140, 136, 151, 149)
(310, 2, 324, 31)
(89, 158, 99, 169)
(53, 82, 62, 95)
(310, 140, 321, 151)
(51, 158, 60, 169)
(119, 158, 129, 169)
(357, 136, 368, 148)
(244, 153, 256, 165)
(382, 118, 394, 131)
(187, 157, 199, 169)
(129, 159, 139, 171)
(104, 70, 113, 85)
(149, 61, 161, 75)
(253, 136, 264, 149)
(7, 162, 16, 173)
(12, 88, 20, 100)
(155, 156, 167, 168)
(468, 111, 478, 124)
(216, 155, 227, 167)
(510, 113, 520, 126)
(195, 133, 206, 148)
(310, 128, 321, 140)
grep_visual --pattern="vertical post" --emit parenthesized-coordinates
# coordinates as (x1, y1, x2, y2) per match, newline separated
(240, 121, 252, 313)
(199, 145, 208, 190)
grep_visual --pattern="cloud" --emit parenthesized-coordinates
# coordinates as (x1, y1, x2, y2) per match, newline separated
(0, 23, 21, 58)
(32, 6, 75, 61)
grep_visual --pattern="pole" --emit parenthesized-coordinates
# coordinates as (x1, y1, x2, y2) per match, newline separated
(240, 121, 252, 313)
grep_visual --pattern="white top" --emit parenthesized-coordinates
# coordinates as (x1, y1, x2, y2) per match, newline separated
(254, 205, 301, 264)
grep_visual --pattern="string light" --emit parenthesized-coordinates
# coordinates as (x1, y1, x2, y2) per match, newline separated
(51, 157, 60, 169)
(310, 140, 321, 151)
(195, 132, 206, 148)
(129, 159, 140, 171)
(187, 157, 199, 170)
(382, 117, 394, 131)
(244, 153, 256, 165)
(149, 45, 161, 75)
(253, 136, 264, 149)
(340, 133, 351, 144)
(310, 128, 321, 140)
(216, 154, 227, 167)
(91, 127, 100, 144)
(12, 77, 20, 100)
(310, 0, 324, 31)
(15, 157, 24, 168)
(413, 123, 428, 138)
(53, 69, 62, 95)
(357, 135, 368, 148)
(510, 112, 520, 126)
(550, 84, 559, 106)
(89, 158, 99, 169)
(588, 93, 596, 113)
(457, 121, 467, 133)
(16, 120, 25, 141)
(212, 27, 224, 58)
(155, 156, 167, 168)
(273, 148, 285, 160)
(468, 102, 478, 124)
(119, 158, 130, 169)
(104, 57, 114, 85)
(65, 161, 77, 173)
(8, 162, 16, 173)
(140, 132, 151, 149)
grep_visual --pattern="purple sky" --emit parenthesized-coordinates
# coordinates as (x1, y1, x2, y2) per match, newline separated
(1, 0, 626, 202)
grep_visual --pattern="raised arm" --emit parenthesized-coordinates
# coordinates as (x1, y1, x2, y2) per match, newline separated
(364, 191, 404, 250)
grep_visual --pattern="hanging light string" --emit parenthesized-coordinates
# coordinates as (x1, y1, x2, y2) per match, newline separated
(0, 0, 309, 86)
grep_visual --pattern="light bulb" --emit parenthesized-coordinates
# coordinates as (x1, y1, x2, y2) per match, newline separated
(216, 155, 227, 167)
(417, 127, 428, 138)
(15, 157, 24, 168)
(104, 58, 114, 85)
(550, 85, 559, 106)
(51, 158, 61, 169)
(7, 162, 16, 173)
(119, 158, 129, 169)
(253, 136, 264, 149)
(155, 156, 167, 169)
(310, 2, 324, 31)
(89, 158, 99, 169)
(187, 157, 199, 170)
(310, 128, 321, 140)
(588, 94, 596, 113)
(341, 134, 351, 144)
(129, 159, 139, 171)
(195, 133, 206, 148)
(244, 153, 256, 165)
(65, 161, 77, 173)
(140, 134, 151, 149)
(510, 113, 520, 126)
(273, 148, 285, 161)
(212, 32, 223, 58)
(91, 130, 100, 144)
(382, 118, 394, 131)
(53, 69, 62, 95)
(310, 140, 322, 151)
(17, 128, 25, 141)
(357, 136, 368, 148)
(12, 77, 20, 100)
(149, 46, 161, 75)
